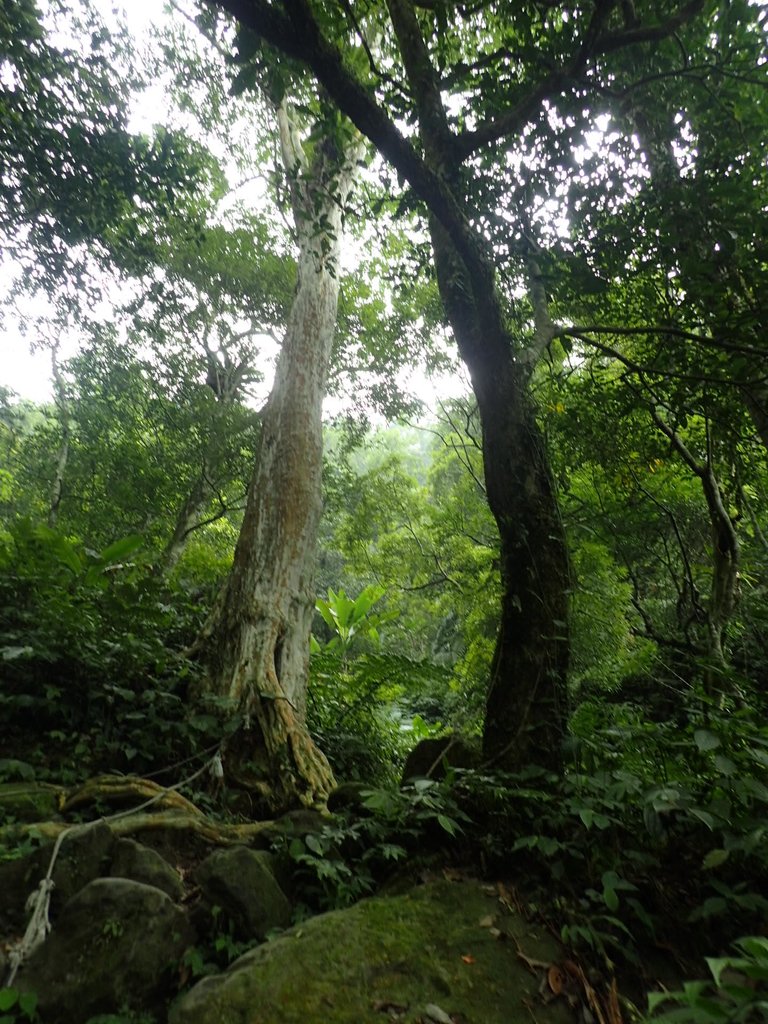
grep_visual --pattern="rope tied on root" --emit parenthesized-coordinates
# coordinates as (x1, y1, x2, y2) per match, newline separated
(3, 753, 220, 987)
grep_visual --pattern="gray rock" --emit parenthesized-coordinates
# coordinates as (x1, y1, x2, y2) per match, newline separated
(254, 806, 329, 849)
(16, 877, 194, 1024)
(193, 846, 291, 941)
(109, 837, 184, 901)
(327, 781, 370, 814)
(0, 821, 116, 930)
(401, 735, 478, 782)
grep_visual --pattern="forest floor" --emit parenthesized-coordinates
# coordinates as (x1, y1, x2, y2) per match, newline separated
(0, 775, 685, 1024)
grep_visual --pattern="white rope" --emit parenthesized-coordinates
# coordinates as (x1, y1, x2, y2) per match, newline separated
(3, 753, 220, 987)
(5, 823, 83, 986)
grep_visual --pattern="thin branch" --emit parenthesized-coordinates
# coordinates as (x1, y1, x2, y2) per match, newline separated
(560, 322, 767, 359)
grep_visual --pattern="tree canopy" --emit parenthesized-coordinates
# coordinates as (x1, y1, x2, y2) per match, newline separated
(1, 0, 768, 1017)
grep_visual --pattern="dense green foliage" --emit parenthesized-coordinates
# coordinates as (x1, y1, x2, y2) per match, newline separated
(1, 0, 767, 1017)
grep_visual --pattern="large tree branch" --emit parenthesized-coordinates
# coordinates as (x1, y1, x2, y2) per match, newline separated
(385, 0, 455, 160)
(453, 0, 705, 157)
(595, 0, 705, 54)
(206, 0, 497, 306)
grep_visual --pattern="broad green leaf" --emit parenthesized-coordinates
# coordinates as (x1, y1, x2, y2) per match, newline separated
(18, 991, 37, 1016)
(702, 848, 729, 870)
(98, 534, 143, 564)
(0, 991, 18, 1013)
(437, 813, 458, 835)
(694, 729, 721, 753)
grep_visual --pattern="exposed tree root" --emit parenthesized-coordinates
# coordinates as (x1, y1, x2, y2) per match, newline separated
(0, 774, 309, 849)
(0, 811, 276, 847)
(61, 775, 205, 817)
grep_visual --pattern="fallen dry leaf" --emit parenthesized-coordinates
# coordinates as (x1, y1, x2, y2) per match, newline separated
(478, 914, 495, 928)
(461, 954, 476, 964)
(548, 965, 566, 995)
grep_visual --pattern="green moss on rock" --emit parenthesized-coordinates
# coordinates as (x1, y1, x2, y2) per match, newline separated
(170, 878, 574, 1024)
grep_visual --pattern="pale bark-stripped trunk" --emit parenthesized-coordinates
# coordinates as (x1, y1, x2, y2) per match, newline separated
(193, 102, 363, 811)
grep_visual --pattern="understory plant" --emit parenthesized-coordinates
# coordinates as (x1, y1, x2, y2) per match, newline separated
(449, 695, 768, 975)
(277, 778, 468, 913)
(0, 519, 210, 781)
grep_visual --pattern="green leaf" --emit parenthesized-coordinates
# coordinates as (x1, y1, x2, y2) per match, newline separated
(713, 755, 737, 777)
(603, 885, 619, 911)
(288, 838, 305, 859)
(647, 990, 673, 1013)
(436, 813, 458, 835)
(734, 936, 768, 960)
(305, 833, 324, 855)
(694, 729, 721, 752)
(1, 645, 34, 661)
(18, 991, 37, 1016)
(702, 848, 729, 870)
(705, 956, 733, 988)
(98, 534, 143, 564)
(689, 808, 716, 829)
(0, 991, 18, 1013)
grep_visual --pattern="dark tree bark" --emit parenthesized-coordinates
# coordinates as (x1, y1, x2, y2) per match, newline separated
(429, 222, 570, 770)
(206, 0, 706, 772)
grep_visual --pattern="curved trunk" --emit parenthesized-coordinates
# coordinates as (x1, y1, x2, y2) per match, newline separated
(157, 474, 211, 577)
(430, 223, 570, 772)
(193, 105, 362, 811)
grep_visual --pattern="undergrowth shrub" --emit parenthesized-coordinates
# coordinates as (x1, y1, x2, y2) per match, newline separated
(449, 699, 768, 974)
(274, 778, 468, 915)
(644, 934, 768, 1022)
(0, 518, 210, 782)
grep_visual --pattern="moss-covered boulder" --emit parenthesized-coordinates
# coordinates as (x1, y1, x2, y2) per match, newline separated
(109, 837, 184, 901)
(170, 878, 574, 1024)
(16, 877, 195, 1023)
(193, 846, 292, 941)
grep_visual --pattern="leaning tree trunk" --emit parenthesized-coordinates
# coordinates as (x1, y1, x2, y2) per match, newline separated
(648, 406, 741, 699)
(192, 103, 362, 812)
(157, 345, 251, 577)
(157, 474, 211, 576)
